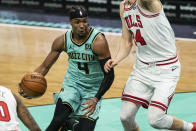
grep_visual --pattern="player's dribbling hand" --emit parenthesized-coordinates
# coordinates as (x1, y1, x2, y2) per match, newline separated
(104, 59, 118, 73)
(81, 97, 98, 117)
(18, 83, 32, 99)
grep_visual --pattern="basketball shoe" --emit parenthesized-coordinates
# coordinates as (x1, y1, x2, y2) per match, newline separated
(192, 122, 196, 131)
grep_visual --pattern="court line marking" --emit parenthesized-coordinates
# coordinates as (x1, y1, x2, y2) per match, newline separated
(1, 23, 196, 42)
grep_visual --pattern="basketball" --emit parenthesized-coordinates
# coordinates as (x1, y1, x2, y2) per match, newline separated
(20, 72, 47, 98)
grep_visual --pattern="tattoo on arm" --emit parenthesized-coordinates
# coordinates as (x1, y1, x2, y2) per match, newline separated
(14, 94, 41, 131)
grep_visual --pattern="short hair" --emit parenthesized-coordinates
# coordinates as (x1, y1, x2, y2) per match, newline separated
(69, 6, 88, 20)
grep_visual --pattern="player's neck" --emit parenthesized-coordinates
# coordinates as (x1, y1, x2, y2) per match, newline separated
(72, 27, 91, 45)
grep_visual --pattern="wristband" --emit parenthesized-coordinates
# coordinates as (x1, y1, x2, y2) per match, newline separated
(91, 98, 98, 104)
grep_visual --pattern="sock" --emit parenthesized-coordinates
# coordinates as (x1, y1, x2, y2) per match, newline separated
(182, 121, 193, 131)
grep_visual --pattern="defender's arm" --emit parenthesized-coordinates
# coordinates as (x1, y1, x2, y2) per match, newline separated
(114, 1, 134, 64)
(13, 93, 41, 131)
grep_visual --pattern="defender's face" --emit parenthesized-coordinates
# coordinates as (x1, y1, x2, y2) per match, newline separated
(70, 17, 89, 36)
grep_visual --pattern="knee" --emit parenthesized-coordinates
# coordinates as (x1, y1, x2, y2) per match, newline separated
(147, 106, 174, 129)
(120, 112, 131, 123)
(147, 109, 172, 129)
(120, 111, 136, 125)
(147, 106, 167, 129)
(148, 113, 163, 129)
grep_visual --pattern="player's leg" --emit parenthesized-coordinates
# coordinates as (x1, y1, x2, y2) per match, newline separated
(170, 116, 196, 131)
(148, 105, 173, 129)
(65, 83, 102, 131)
(59, 117, 97, 131)
(52, 80, 81, 131)
(148, 105, 194, 131)
(73, 117, 97, 131)
(120, 101, 140, 131)
(120, 74, 153, 131)
(46, 98, 73, 131)
(59, 118, 79, 131)
(148, 62, 194, 131)
(170, 116, 194, 131)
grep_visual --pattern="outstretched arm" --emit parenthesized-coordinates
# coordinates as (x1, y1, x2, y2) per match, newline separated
(13, 93, 41, 131)
(34, 35, 65, 76)
(104, 1, 134, 73)
(115, 1, 134, 64)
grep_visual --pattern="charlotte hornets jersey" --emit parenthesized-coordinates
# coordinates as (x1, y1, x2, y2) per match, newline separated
(64, 28, 104, 89)
(0, 86, 20, 131)
(123, 0, 177, 63)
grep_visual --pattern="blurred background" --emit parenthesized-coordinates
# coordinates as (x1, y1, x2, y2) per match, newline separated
(0, 0, 196, 28)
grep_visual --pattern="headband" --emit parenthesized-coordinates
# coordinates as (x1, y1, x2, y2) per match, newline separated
(69, 7, 88, 20)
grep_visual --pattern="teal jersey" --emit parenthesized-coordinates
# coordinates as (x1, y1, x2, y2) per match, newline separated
(64, 28, 104, 89)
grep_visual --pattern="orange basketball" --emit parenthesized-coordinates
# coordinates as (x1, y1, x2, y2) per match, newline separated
(20, 72, 47, 98)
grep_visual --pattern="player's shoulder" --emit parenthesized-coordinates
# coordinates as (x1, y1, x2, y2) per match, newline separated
(54, 34, 64, 43)
(93, 30, 106, 43)
(92, 29, 108, 50)
(87, 27, 103, 40)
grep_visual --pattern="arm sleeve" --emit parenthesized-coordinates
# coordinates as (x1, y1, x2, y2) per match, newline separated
(95, 57, 115, 100)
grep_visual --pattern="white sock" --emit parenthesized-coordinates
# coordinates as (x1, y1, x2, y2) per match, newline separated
(182, 121, 193, 131)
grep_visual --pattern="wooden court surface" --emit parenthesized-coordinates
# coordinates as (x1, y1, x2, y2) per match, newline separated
(0, 24, 196, 106)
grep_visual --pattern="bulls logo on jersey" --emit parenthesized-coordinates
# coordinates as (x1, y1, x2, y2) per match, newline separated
(124, 15, 143, 29)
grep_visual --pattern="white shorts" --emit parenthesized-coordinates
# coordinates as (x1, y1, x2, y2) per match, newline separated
(122, 59, 181, 112)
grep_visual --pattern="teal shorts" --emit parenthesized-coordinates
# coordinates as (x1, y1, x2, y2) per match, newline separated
(53, 79, 102, 120)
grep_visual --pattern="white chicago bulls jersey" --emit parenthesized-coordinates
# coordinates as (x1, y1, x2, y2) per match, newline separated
(123, 0, 177, 63)
(0, 86, 20, 131)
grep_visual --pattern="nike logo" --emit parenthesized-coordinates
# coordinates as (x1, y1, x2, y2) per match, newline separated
(172, 66, 177, 71)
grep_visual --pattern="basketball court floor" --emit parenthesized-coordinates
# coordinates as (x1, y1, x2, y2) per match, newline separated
(0, 9, 196, 131)
(20, 93, 196, 131)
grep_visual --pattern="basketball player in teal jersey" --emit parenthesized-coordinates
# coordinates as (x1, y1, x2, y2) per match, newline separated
(19, 6, 114, 131)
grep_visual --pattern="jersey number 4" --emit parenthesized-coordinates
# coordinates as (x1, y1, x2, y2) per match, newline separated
(78, 62, 89, 75)
(0, 101, 11, 122)
(133, 29, 146, 46)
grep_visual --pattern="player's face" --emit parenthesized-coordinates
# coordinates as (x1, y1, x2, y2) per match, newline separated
(70, 17, 89, 37)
